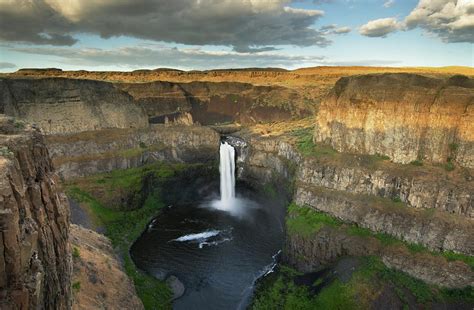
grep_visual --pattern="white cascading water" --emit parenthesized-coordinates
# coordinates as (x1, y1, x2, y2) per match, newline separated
(219, 141, 236, 206)
(209, 140, 254, 217)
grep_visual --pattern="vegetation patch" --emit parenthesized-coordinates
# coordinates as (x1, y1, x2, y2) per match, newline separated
(65, 163, 196, 309)
(290, 127, 338, 159)
(287, 203, 474, 270)
(286, 202, 341, 236)
(252, 257, 473, 310)
(410, 159, 423, 166)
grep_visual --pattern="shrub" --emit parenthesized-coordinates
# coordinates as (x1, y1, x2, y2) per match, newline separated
(444, 161, 455, 172)
(448, 143, 459, 152)
(72, 281, 81, 292)
(72, 247, 80, 259)
(409, 160, 423, 166)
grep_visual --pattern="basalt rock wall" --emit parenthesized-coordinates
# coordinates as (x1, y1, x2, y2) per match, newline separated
(237, 132, 474, 288)
(0, 78, 149, 135)
(0, 77, 310, 136)
(314, 74, 474, 168)
(0, 115, 72, 309)
(46, 125, 220, 180)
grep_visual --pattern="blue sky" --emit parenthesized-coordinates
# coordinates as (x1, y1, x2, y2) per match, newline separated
(0, 0, 472, 72)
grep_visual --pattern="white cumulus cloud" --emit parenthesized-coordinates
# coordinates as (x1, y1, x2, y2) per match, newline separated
(359, 17, 401, 37)
(360, 0, 474, 43)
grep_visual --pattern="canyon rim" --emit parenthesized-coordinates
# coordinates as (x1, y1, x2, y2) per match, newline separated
(0, 0, 473, 309)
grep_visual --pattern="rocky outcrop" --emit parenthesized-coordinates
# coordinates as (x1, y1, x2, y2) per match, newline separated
(0, 115, 72, 309)
(45, 125, 220, 179)
(298, 158, 473, 217)
(295, 185, 473, 255)
(0, 78, 149, 135)
(314, 74, 474, 168)
(284, 225, 473, 289)
(69, 224, 143, 310)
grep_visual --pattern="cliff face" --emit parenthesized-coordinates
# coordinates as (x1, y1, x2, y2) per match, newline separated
(0, 78, 149, 135)
(237, 131, 473, 288)
(45, 125, 220, 180)
(0, 77, 310, 136)
(314, 74, 474, 168)
(0, 115, 72, 309)
(120, 80, 309, 125)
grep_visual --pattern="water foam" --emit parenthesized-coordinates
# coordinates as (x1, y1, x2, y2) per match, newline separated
(171, 230, 220, 242)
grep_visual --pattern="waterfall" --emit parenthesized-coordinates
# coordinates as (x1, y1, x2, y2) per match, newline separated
(219, 141, 236, 205)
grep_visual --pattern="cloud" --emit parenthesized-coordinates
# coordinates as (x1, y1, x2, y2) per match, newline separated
(383, 0, 395, 8)
(0, 0, 331, 51)
(360, 0, 474, 43)
(333, 26, 351, 34)
(0, 61, 15, 69)
(320, 24, 351, 34)
(405, 0, 474, 43)
(8, 44, 328, 70)
(0, 0, 77, 46)
(359, 17, 401, 37)
(8, 44, 400, 70)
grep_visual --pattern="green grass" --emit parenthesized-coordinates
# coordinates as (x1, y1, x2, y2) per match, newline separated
(252, 257, 473, 309)
(72, 162, 186, 210)
(68, 187, 172, 309)
(449, 143, 459, 152)
(290, 127, 338, 159)
(286, 203, 341, 236)
(65, 163, 192, 309)
(287, 203, 474, 270)
(252, 264, 362, 310)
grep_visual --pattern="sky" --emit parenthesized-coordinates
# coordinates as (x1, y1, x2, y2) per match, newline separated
(0, 0, 473, 72)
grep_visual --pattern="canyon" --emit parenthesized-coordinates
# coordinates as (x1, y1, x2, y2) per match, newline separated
(0, 67, 473, 309)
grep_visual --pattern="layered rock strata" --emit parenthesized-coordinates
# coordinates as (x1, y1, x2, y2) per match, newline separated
(238, 132, 474, 287)
(45, 125, 220, 179)
(0, 78, 148, 135)
(314, 74, 474, 168)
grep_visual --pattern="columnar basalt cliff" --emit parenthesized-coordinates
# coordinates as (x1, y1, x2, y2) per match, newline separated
(0, 116, 72, 309)
(314, 74, 474, 168)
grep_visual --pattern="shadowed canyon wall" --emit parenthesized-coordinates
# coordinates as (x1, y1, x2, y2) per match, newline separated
(0, 116, 72, 309)
(0, 77, 310, 136)
(0, 78, 149, 135)
(314, 74, 474, 168)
